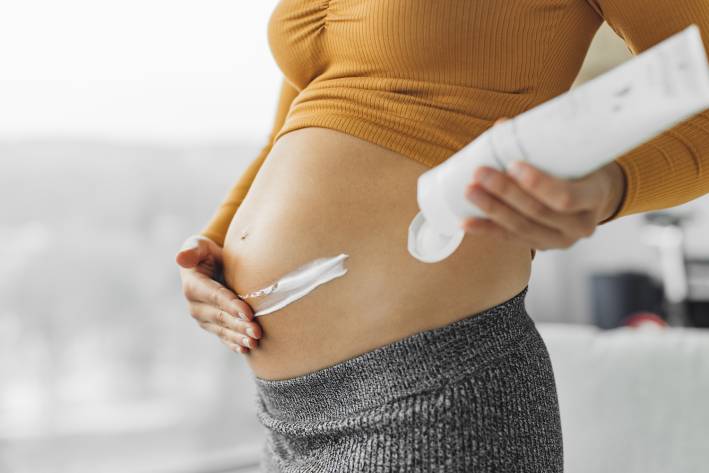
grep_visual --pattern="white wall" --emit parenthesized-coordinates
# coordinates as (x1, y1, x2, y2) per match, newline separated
(0, 0, 280, 143)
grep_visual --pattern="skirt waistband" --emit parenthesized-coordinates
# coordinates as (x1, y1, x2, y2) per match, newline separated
(253, 285, 534, 423)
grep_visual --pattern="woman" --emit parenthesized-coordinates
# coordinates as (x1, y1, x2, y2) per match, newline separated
(176, 1, 709, 471)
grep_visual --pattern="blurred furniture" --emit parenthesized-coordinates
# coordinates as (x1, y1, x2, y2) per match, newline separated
(589, 271, 664, 329)
(538, 322, 709, 473)
(642, 211, 709, 327)
(589, 210, 709, 328)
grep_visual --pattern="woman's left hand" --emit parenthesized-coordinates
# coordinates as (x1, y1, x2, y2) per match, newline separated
(460, 117, 627, 251)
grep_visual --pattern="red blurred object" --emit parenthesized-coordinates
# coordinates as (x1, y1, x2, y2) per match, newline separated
(622, 311, 668, 328)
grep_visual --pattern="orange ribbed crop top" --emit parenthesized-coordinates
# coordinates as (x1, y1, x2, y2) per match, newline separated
(200, 0, 709, 248)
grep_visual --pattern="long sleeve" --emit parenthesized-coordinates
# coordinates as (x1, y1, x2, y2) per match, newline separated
(588, 0, 709, 223)
(199, 77, 300, 246)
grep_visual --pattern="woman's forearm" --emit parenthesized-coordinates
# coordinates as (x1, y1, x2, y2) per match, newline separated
(596, 160, 628, 224)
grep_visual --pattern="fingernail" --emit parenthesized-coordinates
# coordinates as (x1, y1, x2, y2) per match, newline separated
(467, 186, 484, 201)
(507, 161, 525, 179)
(233, 305, 246, 319)
(242, 336, 252, 348)
(474, 167, 492, 184)
(246, 328, 256, 338)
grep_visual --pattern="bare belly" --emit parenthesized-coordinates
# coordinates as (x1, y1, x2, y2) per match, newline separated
(221, 127, 532, 380)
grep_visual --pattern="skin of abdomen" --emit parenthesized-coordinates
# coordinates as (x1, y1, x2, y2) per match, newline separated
(221, 127, 532, 381)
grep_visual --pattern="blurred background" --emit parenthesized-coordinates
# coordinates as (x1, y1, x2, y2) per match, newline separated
(1, 1, 708, 472)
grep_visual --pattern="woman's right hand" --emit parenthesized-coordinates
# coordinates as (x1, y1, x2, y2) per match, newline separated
(175, 235, 262, 354)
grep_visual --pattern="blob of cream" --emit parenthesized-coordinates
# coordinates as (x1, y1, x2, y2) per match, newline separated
(237, 253, 349, 317)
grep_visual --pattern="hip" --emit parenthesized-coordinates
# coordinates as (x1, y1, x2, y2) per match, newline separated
(253, 286, 564, 473)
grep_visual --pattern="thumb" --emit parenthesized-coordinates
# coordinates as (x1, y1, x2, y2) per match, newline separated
(494, 116, 510, 125)
(175, 235, 222, 268)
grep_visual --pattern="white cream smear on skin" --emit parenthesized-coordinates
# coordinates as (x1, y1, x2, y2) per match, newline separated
(237, 253, 350, 317)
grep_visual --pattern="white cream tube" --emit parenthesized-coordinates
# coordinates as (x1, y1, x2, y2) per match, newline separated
(409, 24, 709, 263)
(237, 253, 349, 317)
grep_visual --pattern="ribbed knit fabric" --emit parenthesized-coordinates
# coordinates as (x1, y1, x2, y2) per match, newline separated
(252, 286, 563, 472)
(200, 0, 709, 247)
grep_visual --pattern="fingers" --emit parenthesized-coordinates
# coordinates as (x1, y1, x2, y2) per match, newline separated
(505, 161, 598, 213)
(470, 166, 597, 239)
(176, 235, 250, 320)
(182, 270, 255, 321)
(199, 321, 252, 354)
(177, 235, 260, 355)
(226, 341, 249, 354)
(461, 116, 598, 251)
(198, 301, 262, 338)
(176, 235, 222, 269)
(198, 321, 260, 350)
(463, 185, 573, 249)
(191, 301, 262, 349)
(459, 217, 517, 244)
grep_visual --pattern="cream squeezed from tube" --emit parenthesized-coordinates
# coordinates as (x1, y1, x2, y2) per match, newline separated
(408, 24, 709, 263)
(237, 253, 349, 317)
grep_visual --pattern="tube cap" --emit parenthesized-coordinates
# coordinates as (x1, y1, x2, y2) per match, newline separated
(407, 211, 465, 263)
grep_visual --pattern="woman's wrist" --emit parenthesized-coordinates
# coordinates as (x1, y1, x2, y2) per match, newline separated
(596, 160, 627, 224)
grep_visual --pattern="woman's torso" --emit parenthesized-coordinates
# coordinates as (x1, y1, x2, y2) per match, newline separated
(222, 127, 532, 381)
(217, 0, 608, 380)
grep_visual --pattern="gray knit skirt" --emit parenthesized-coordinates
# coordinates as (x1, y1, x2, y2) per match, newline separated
(253, 285, 563, 472)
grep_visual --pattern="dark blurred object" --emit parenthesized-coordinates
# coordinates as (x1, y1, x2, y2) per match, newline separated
(687, 258, 709, 327)
(589, 209, 709, 329)
(590, 272, 664, 329)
